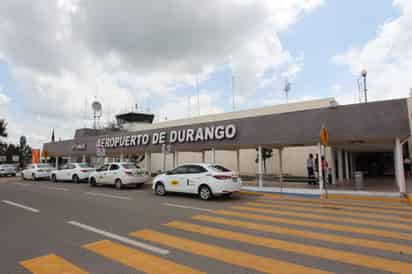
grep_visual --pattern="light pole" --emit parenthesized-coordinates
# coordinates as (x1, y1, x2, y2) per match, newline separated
(231, 73, 236, 111)
(284, 79, 291, 103)
(361, 69, 368, 103)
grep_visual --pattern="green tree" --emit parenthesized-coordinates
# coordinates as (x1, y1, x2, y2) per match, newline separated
(255, 148, 273, 175)
(0, 119, 7, 138)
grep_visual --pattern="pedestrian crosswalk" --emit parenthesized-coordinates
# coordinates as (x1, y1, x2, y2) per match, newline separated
(20, 193, 412, 274)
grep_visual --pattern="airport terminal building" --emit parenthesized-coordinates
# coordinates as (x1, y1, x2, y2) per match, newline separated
(43, 97, 412, 196)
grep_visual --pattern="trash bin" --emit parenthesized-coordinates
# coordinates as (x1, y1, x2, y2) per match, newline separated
(354, 171, 364, 190)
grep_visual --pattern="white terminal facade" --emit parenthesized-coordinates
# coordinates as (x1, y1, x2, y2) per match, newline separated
(43, 97, 412, 195)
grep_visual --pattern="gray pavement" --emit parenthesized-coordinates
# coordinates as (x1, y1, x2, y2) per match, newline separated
(0, 177, 411, 274)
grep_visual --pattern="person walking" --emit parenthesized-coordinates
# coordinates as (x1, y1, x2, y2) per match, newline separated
(307, 154, 315, 184)
(314, 154, 319, 183)
(321, 156, 329, 186)
(404, 157, 411, 177)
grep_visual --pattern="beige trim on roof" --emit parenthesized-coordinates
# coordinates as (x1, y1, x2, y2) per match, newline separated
(138, 97, 337, 130)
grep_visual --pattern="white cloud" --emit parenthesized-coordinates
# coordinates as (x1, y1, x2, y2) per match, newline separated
(0, 0, 324, 147)
(333, 0, 412, 102)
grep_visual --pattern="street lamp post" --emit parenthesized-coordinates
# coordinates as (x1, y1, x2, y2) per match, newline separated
(361, 69, 368, 103)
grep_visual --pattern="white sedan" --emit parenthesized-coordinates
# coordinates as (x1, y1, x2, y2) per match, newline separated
(22, 163, 54, 181)
(51, 163, 95, 183)
(153, 163, 242, 200)
(0, 164, 17, 176)
(89, 162, 149, 189)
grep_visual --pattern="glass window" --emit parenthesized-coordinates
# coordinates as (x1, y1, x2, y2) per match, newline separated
(109, 164, 120, 171)
(209, 165, 231, 172)
(97, 165, 109, 172)
(122, 163, 137, 170)
(171, 165, 190, 174)
(77, 163, 90, 168)
(187, 165, 208, 174)
(38, 164, 52, 169)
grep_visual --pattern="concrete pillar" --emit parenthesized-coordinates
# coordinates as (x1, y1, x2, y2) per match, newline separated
(344, 151, 350, 180)
(162, 150, 167, 172)
(67, 156, 72, 163)
(55, 157, 59, 169)
(395, 138, 406, 193)
(236, 149, 240, 175)
(278, 148, 284, 184)
(172, 152, 179, 168)
(104, 157, 109, 164)
(147, 152, 152, 176)
(202, 151, 206, 163)
(211, 148, 216, 164)
(337, 149, 343, 182)
(175, 151, 179, 167)
(258, 145, 263, 188)
(120, 153, 124, 162)
(318, 143, 324, 191)
(330, 148, 337, 185)
(82, 155, 86, 163)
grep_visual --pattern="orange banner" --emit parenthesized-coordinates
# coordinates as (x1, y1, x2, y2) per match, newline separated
(32, 149, 40, 164)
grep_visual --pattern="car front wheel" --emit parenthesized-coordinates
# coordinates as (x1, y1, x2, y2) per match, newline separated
(115, 179, 123, 190)
(199, 185, 212, 200)
(51, 174, 57, 183)
(72, 174, 80, 184)
(155, 182, 166, 196)
(89, 177, 97, 187)
(32, 173, 36, 181)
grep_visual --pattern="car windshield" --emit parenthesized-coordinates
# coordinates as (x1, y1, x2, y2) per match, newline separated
(37, 164, 51, 168)
(122, 163, 139, 170)
(209, 165, 231, 172)
(77, 163, 90, 168)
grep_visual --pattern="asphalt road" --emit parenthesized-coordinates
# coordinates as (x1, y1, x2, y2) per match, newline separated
(1, 177, 412, 274)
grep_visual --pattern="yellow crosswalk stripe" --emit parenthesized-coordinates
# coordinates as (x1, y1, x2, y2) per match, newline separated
(259, 195, 411, 211)
(246, 202, 412, 224)
(192, 215, 412, 255)
(256, 198, 412, 218)
(84, 240, 204, 274)
(214, 210, 412, 241)
(232, 205, 412, 231)
(131, 229, 332, 274)
(20, 254, 88, 274)
(166, 221, 412, 274)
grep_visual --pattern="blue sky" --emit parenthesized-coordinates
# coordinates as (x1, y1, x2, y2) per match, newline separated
(0, 0, 410, 146)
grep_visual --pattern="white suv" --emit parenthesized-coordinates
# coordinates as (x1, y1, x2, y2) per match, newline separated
(153, 163, 242, 200)
(89, 162, 149, 189)
(22, 163, 54, 181)
(51, 163, 95, 183)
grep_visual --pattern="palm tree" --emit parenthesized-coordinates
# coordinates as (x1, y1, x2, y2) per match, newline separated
(0, 119, 7, 138)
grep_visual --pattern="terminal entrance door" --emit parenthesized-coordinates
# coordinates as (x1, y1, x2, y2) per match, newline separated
(354, 152, 394, 178)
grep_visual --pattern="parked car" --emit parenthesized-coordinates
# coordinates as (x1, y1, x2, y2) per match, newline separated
(0, 164, 17, 177)
(152, 163, 242, 200)
(89, 162, 149, 189)
(51, 163, 95, 183)
(22, 163, 54, 181)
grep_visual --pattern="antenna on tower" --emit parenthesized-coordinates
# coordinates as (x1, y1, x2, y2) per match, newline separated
(83, 97, 88, 128)
(91, 99, 102, 129)
(196, 74, 200, 116)
(284, 79, 291, 103)
(188, 96, 191, 118)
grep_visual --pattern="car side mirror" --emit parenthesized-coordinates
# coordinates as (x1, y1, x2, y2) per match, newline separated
(165, 170, 173, 175)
